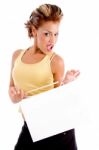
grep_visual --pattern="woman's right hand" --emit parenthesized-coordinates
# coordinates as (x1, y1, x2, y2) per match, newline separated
(9, 86, 27, 103)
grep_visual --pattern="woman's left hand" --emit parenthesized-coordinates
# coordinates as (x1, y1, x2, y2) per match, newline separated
(62, 69, 80, 85)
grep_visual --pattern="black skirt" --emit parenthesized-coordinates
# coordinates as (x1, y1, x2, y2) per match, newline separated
(14, 122, 78, 150)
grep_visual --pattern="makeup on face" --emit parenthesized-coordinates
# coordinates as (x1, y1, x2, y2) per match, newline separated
(36, 21, 60, 53)
(43, 30, 59, 51)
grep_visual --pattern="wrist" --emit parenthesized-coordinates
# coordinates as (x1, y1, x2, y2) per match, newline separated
(61, 78, 70, 85)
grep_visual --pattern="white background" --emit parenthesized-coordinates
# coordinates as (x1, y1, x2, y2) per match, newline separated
(0, 0, 99, 149)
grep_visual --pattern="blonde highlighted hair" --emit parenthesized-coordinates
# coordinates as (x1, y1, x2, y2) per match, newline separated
(25, 4, 63, 38)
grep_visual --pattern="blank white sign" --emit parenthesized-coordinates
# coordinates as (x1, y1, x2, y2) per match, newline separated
(20, 81, 81, 142)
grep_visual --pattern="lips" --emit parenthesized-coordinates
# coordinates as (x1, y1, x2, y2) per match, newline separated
(47, 44, 54, 51)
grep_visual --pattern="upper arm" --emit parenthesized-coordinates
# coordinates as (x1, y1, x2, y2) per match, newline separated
(51, 54, 65, 87)
(9, 49, 22, 87)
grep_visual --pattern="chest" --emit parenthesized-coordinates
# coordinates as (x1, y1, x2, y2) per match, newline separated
(12, 57, 53, 84)
(21, 52, 46, 64)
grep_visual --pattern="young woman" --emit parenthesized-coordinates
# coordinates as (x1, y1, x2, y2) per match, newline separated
(9, 4, 80, 150)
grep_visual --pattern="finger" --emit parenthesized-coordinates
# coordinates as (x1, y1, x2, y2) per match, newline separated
(74, 70, 80, 77)
(15, 87, 21, 94)
(20, 89, 27, 99)
(70, 69, 76, 73)
(70, 69, 80, 75)
(10, 87, 17, 96)
(66, 70, 73, 76)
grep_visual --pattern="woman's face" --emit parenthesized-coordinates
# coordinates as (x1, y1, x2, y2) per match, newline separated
(34, 21, 60, 54)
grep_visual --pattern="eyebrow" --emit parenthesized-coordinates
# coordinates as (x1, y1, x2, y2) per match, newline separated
(43, 30, 53, 33)
(43, 30, 58, 34)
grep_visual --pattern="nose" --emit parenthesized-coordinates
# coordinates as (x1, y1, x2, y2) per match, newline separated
(49, 35, 57, 44)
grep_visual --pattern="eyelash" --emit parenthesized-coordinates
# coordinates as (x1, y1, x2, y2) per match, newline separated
(54, 33, 58, 36)
(44, 33, 58, 37)
(44, 33, 50, 36)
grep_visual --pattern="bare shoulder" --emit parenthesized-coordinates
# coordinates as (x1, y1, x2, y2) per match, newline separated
(51, 53, 65, 73)
(12, 49, 23, 62)
(52, 53, 64, 66)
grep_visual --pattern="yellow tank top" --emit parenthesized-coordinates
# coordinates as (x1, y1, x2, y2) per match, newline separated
(12, 50, 55, 96)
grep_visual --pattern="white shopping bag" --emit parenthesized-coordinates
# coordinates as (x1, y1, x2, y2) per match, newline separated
(20, 82, 81, 142)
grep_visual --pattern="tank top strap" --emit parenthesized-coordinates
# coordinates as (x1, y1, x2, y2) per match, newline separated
(15, 49, 27, 63)
(48, 52, 56, 62)
(19, 49, 26, 59)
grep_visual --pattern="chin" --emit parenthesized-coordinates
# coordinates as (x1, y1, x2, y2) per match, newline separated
(47, 50, 53, 54)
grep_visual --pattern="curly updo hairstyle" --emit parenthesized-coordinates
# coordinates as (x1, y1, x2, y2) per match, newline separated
(25, 4, 63, 38)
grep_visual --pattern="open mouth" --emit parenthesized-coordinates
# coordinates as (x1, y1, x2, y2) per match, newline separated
(47, 45, 54, 51)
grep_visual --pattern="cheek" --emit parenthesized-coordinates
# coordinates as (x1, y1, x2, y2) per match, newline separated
(41, 35, 47, 41)
(38, 34, 44, 42)
(37, 36, 45, 48)
(55, 37, 58, 42)
(41, 36, 44, 41)
(40, 36, 48, 45)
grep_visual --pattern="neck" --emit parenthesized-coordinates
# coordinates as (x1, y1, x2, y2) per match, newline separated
(29, 38, 44, 54)
(30, 45, 43, 55)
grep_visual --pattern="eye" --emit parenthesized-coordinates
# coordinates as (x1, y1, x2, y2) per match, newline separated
(44, 32, 50, 37)
(54, 33, 58, 37)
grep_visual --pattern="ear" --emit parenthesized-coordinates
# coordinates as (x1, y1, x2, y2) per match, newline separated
(32, 26, 37, 37)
